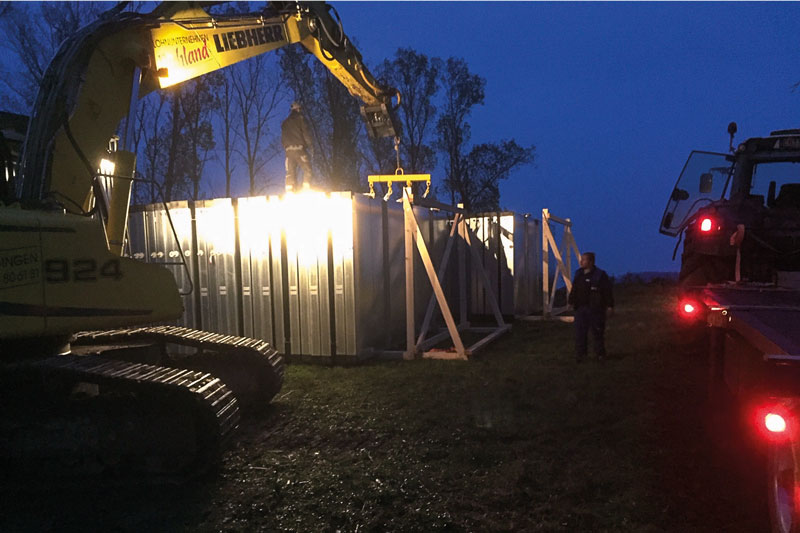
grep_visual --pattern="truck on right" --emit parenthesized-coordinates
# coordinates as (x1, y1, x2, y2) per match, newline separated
(660, 124, 800, 532)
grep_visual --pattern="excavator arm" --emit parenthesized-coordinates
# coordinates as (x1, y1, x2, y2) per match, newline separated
(17, 1, 398, 245)
(151, 2, 397, 125)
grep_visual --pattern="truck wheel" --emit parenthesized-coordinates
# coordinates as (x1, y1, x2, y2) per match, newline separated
(769, 438, 800, 533)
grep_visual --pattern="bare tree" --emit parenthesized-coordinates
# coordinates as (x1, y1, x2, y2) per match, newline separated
(435, 57, 485, 207)
(232, 55, 285, 195)
(211, 69, 239, 197)
(321, 69, 364, 191)
(377, 48, 441, 174)
(180, 76, 218, 200)
(435, 58, 534, 211)
(463, 140, 534, 211)
(133, 92, 169, 204)
(0, 2, 107, 111)
(161, 87, 192, 202)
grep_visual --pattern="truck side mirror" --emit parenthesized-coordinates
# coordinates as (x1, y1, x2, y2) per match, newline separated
(699, 172, 713, 194)
(671, 188, 690, 201)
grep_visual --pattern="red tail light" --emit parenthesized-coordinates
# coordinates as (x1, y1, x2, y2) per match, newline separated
(678, 299, 701, 319)
(766, 413, 788, 433)
(699, 217, 713, 232)
(754, 403, 795, 442)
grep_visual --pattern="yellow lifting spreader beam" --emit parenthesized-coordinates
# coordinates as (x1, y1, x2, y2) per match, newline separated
(368, 171, 431, 201)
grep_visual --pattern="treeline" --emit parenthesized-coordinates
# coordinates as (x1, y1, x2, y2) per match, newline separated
(0, 2, 534, 212)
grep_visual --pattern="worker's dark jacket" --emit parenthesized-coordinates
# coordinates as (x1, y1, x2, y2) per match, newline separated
(281, 110, 312, 149)
(568, 266, 614, 310)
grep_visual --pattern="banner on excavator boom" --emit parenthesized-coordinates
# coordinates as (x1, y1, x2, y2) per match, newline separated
(151, 21, 288, 88)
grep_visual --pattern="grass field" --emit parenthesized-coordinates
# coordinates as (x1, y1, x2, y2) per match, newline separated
(1, 283, 771, 531)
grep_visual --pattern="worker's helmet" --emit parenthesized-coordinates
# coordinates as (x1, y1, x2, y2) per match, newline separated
(291, 101, 301, 111)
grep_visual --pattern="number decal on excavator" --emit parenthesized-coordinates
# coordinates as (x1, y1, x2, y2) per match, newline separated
(44, 259, 124, 283)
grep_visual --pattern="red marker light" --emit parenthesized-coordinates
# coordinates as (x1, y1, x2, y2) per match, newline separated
(754, 403, 794, 442)
(679, 299, 700, 319)
(700, 217, 713, 232)
(766, 413, 788, 433)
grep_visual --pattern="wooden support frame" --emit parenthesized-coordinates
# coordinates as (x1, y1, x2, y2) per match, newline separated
(402, 188, 509, 360)
(541, 208, 581, 321)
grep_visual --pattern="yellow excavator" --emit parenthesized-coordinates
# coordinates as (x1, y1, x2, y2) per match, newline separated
(0, 1, 398, 482)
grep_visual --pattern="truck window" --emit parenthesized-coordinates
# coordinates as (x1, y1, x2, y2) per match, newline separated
(659, 151, 732, 236)
(752, 161, 800, 207)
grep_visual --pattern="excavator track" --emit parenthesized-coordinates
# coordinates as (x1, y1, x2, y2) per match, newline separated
(72, 325, 285, 408)
(1, 327, 283, 486)
(0, 354, 239, 485)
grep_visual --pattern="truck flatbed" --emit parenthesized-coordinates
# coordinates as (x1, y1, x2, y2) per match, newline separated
(701, 284, 800, 358)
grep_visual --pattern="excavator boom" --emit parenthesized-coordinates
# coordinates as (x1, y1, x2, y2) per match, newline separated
(18, 1, 398, 216)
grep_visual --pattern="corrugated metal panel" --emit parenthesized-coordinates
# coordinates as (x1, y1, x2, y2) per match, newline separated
(411, 204, 432, 327)
(466, 212, 537, 317)
(237, 196, 275, 345)
(468, 215, 489, 315)
(498, 214, 515, 316)
(430, 214, 456, 332)
(516, 216, 543, 316)
(386, 200, 407, 349)
(268, 195, 288, 355)
(148, 202, 196, 328)
(352, 194, 389, 355)
(331, 192, 358, 356)
(129, 194, 548, 359)
(194, 198, 239, 335)
(279, 191, 353, 357)
(127, 209, 146, 262)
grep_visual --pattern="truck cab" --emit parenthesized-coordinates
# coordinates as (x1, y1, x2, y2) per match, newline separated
(661, 129, 800, 287)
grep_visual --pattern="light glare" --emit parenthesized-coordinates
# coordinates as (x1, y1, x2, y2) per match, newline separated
(99, 158, 115, 177)
(700, 218, 713, 232)
(766, 413, 787, 433)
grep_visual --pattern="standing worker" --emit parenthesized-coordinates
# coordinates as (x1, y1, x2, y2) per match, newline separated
(281, 101, 313, 191)
(568, 252, 614, 363)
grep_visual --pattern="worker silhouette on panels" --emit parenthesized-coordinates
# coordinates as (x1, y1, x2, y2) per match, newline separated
(281, 101, 314, 192)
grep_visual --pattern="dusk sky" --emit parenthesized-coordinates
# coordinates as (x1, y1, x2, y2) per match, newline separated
(333, 1, 800, 275)
(5, 2, 800, 276)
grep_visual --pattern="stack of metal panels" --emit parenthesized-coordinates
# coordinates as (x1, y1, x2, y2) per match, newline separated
(128, 193, 545, 360)
(466, 213, 543, 317)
